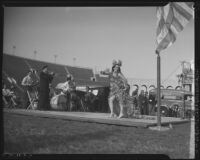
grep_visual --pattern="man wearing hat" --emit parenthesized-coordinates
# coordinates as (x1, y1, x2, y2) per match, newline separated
(38, 65, 55, 110)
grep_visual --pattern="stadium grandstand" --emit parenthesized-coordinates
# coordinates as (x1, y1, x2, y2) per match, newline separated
(2, 53, 109, 91)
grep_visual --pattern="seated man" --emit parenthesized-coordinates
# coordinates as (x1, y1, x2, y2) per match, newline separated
(2, 83, 17, 107)
(84, 86, 96, 112)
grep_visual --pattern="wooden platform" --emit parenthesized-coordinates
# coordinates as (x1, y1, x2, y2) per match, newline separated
(3, 109, 190, 128)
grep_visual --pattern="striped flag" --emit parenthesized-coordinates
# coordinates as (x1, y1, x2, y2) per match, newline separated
(156, 2, 194, 53)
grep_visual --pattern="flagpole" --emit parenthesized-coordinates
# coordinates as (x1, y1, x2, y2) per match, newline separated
(156, 50, 161, 128)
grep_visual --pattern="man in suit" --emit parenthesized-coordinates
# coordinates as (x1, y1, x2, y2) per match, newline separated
(38, 65, 54, 110)
(138, 90, 146, 115)
(132, 88, 138, 109)
(144, 91, 149, 115)
(148, 92, 156, 115)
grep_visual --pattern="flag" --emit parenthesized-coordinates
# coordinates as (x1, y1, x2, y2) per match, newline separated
(156, 2, 194, 53)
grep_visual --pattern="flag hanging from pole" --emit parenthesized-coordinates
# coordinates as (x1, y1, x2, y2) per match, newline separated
(156, 2, 194, 53)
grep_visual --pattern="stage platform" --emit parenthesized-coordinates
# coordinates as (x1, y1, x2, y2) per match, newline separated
(3, 109, 190, 128)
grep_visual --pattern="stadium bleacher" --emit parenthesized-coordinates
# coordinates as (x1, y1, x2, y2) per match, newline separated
(2, 54, 110, 112)
(25, 58, 68, 87)
(3, 54, 31, 88)
(95, 74, 110, 83)
(67, 65, 93, 81)
(2, 54, 109, 89)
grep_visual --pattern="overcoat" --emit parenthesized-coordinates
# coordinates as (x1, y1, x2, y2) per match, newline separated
(38, 71, 54, 110)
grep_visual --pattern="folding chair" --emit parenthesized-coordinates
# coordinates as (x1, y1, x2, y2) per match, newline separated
(2, 93, 17, 108)
(80, 98, 87, 112)
(27, 89, 38, 110)
(2, 95, 8, 107)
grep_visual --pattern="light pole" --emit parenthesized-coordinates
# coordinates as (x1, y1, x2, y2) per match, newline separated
(73, 57, 76, 66)
(54, 54, 58, 63)
(12, 45, 16, 55)
(34, 50, 37, 60)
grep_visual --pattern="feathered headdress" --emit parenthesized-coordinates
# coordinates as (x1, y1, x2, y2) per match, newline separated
(112, 59, 122, 67)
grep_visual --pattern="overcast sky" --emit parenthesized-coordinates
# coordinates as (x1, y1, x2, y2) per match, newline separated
(3, 7, 194, 80)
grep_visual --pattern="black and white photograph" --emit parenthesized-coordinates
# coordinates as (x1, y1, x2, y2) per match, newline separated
(2, 2, 196, 159)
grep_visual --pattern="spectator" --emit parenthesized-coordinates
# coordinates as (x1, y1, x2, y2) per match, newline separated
(148, 92, 156, 115)
(138, 90, 146, 115)
(144, 91, 149, 115)
(132, 88, 138, 109)
(132, 88, 138, 97)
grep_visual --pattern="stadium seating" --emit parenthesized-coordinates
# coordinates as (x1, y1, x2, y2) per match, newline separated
(95, 74, 110, 83)
(3, 54, 30, 88)
(2, 54, 109, 89)
(2, 54, 110, 112)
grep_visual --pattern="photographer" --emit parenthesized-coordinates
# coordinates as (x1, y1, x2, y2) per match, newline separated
(38, 65, 55, 110)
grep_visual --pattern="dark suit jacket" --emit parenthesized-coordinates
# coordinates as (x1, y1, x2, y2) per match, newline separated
(138, 94, 146, 107)
(39, 71, 54, 92)
(148, 94, 157, 105)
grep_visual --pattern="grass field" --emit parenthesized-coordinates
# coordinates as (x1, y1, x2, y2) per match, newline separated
(3, 112, 191, 158)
